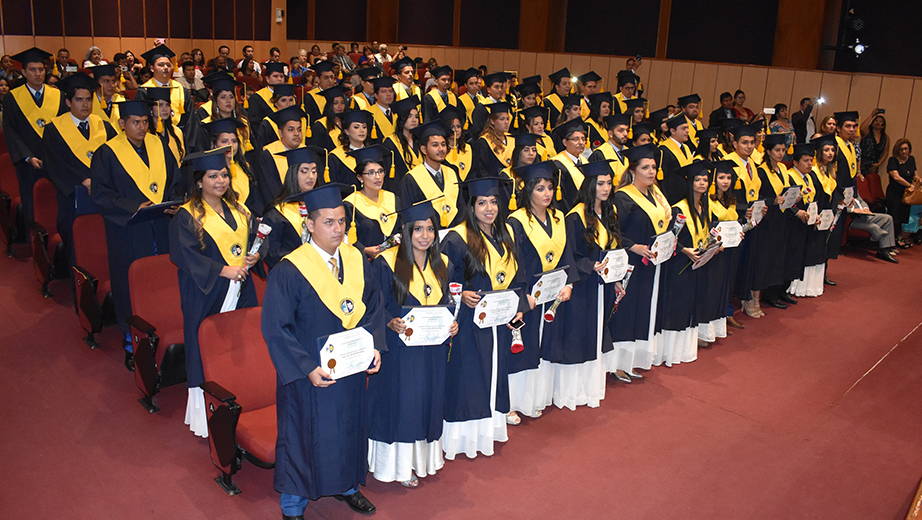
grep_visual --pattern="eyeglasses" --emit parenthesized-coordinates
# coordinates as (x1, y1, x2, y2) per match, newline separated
(363, 168, 386, 177)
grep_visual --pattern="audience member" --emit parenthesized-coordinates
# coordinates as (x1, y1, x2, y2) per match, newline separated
(207, 46, 231, 70)
(708, 92, 734, 127)
(83, 46, 107, 68)
(768, 103, 793, 148)
(791, 97, 816, 144)
(0, 54, 23, 82)
(886, 138, 917, 247)
(237, 45, 262, 75)
(860, 109, 889, 177)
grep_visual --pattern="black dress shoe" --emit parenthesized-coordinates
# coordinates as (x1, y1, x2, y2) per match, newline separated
(282, 515, 304, 520)
(335, 490, 376, 514)
(125, 351, 135, 372)
(876, 250, 899, 263)
(779, 293, 798, 305)
(823, 276, 837, 286)
(764, 299, 788, 309)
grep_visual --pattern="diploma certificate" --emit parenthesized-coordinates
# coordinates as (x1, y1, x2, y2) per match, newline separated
(598, 249, 629, 283)
(843, 186, 854, 206)
(817, 209, 834, 231)
(473, 289, 520, 329)
(399, 305, 454, 346)
(751, 200, 766, 225)
(317, 327, 375, 380)
(531, 266, 569, 305)
(650, 231, 676, 266)
(780, 186, 801, 210)
(807, 202, 818, 225)
(692, 243, 721, 270)
(714, 221, 743, 248)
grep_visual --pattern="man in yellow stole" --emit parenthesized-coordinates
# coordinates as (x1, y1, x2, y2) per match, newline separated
(2, 47, 67, 226)
(399, 120, 464, 229)
(421, 65, 458, 123)
(135, 44, 193, 132)
(86, 64, 125, 131)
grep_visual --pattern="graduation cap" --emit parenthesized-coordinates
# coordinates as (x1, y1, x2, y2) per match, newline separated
(553, 117, 587, 139)
(391, 57, 415, 73)
(144, 86, 174, 103)
(520, 105, 549, 124)
(393, 197, 442, 224)
(11, 47, 52, 67)
(482, 71, 508, 87)
(357, 67, 380, 81)
(207, 76, 241, 95)
(319, 86, 347, 102)
(730, 123, 757, 139)
(578, 71, 602, 84)
(561, 93, 581, 108)
(617, 70, 638, 87)
(587, 92, 613, 109)
(456, 68, 481, 85)
(371, 76, 396, 92)
(712, 160, 737, 175)
(625, 97, 647, 111)
(791, 144, 815, 159)
(648, 107, 670, 124)
(271, 83, 296, 98)
(718, 117, 746, 129)
(812, 133, 837, 151)
(458, 176, 511, 198)
(677, 161, 711, 183)
(576, 159, 615, 178)
(677, 93, 701, 107)
(517, 82, 541, 97)
(513, 133, 540, 148)
(264, 62, 287, 76)
(603, 113, 631, 129)
(486, 101, 512, 115)
(438, 105, 466, 125)
(296, 183, 351, 212)
(277, 145, 325, 168)
(391, 95, 420, 116)
(311, 61, 335, 74)
(87, 63, 118, 79)
(762, 132, 790, 149)
(833, 111, 859, 125)
(204, 118, 247, 136)
(430, 65, 453, 79)
(665, 115, 689, 130)
(347, 144, 388, 165)
(115, 99, 155, 118)
(622, 143, 658, 162)
(749, 119, 766, 132)
(630, 123, 655, 140)
(140, 45, 175, 65)
(696, 128, 720, 143)
(58, 72, 99, 96)
(183, 146, 231, 172)
(513, 160, 559, 183)
(548, 68, 571, 85)
(271, 105, 305, 125)
(341, 109, 371, 127)
(202, 69, 234, 84)
(412, 120, 449, 141)
(520, 75, 541, 85)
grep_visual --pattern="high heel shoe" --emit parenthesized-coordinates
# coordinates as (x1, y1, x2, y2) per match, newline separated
(506, 412, 521, 426)
(614, 370, 632, 383)
(743, 299, 761, 319)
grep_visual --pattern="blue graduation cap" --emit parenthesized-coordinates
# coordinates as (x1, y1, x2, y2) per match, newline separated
(183, 146, 231, 171)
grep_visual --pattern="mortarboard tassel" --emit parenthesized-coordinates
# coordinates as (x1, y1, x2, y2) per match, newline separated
(389, 150, 396, 179)
(303, 116, 312, 139)
(99, 93, 107, 111)
(347, 186, 358, 244)
(156, 116, 164, 135)
(323, 148, 331, 183)
(371, 123, 378, 140)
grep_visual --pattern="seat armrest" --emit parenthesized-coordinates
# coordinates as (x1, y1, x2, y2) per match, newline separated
(72, 265, 98, 285)
(127, 315, 156, 335)
(202, 381, 237, 404)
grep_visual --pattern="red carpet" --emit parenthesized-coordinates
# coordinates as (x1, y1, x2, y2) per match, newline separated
(2, 241, 921, 520)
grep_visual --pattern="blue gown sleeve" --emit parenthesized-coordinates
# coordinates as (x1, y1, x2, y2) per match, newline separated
(169, 207, 225, 294)
(262, 261, 319, 385)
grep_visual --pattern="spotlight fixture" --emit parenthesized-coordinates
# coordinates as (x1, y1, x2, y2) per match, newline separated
(849, 38, 866, 56)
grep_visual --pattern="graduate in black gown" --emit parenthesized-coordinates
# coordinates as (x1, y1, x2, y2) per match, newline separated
(441, 105, 474, 181)
(381, 95, 423, 191)
(368, 200, 459, 488)
(783, 145, 815, 299)
(257, 105, 306, 208)
(555, 160, 621, 408)
(825, 111, 860, 280)
(440, 177, 525, 460)
(168, 147, 259, 437)
(472, 102, 516, 178)
(657, 115, 694, 205)
(308, 86, 347, 152)
(343, 145, 401, 258)
(399, 121, 464, 229)
(506, 160, 576, 421)
(584, 92, 613, 150)
(260, 146, 323, 269)
(327, 110, 375, 186)
(3, 47, 66, 226)
(253, 84, 303, 153)
(262, 184, 384, 517)
(245, 62, 288, 134)
(754, 133, 797, 308)
(204, 118, 260, 215)
(542, 68, 571, 131)
(90, 99, 181, 368)
(548, 118, 588, 213)
(789, 135, 837, 297)
(588, 113, 631, 186)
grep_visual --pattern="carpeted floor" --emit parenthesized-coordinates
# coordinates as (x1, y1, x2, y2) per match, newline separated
(1, 241, 920, 520)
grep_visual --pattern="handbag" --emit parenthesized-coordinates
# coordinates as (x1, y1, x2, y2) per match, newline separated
(902, 176, 922, 205)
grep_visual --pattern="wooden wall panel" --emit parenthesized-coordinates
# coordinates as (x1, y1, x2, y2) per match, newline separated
(738, 66, 768, 114)
(32, 0, 63, 37)
(552, 53, 571, 75)
(170, 39, 193, 57)
(517, 51, 536, 79)
(589, 55, 611, 92)
(253, 0, 272, 40)
(471, 48, 489, 69)
(213, 0, 234, 40)
(443, 48, 461, 70)
(2, 36, 35, 54)
(790, 70, 824, 112)
(120, 38, 147, 57)
(764, 68, 796, 113)
(846, 75, 883, 120)
(487, 49, 504, 72)
(645, 59, 672, 110)
(191, 0, 213, 40)
(33, 37, 61, 56)
(877, 76, 915, 145)
(691, 63, 718, 117)
(93, 37, 123, 60)
(715, 65, 743, 101)
(120, 0, 145, 37)
(901, 80, 922, 161)
(2, 1, 33, 35)
(427, 47, 445, 68)
(534, 52, 554, 84)
(93, 0, 121, 37)
(666, 61, 695, 107)
(503, 51, 519, 74)
(569, 54, 591, 77)
(65, 37, 95, 63)
(604, 58, 620, 99)
(816, 73, 852, 122)
(456, 48, 474, 69)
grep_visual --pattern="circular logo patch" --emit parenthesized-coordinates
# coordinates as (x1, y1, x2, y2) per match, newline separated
(340, 299, 355, 314)
(496, 271, 506, 284)
(545, 251, 554, 264)
(380, 212, 389, 223)
(36, 118, 46, 128)
(86, 150, 94, 159)
(150, 182, 159, 194)
(424, 283, 432, 297)
(749, 189, 755, 198)
(230, 244, 243, 257)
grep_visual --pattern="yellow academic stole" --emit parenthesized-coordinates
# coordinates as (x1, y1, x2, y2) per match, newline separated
(544, 94, 564, 128)
(568, 203, 615, 249)
(536, 134, 555, 161)
(788, 167, 816, 204)
(726, 152, 762, 203)
(614, 93, 628, 114)
(264, 116, 310, 144)
(94, 92, 123, 129)
(621, 184, 671, 234)
(427, 88, 457, 115)
(481, 135, 515, 169)
(107, 133, 167, 203)
(330, 146, 356, 183)
(709, 199, 739, 221)
(141, 79, 185, 125)
(586, 118, 607, 148)
(316, 117, 341, 146)
(813, 165, 837, 197)
(277, 201, 307, 237)
(199, 100, 214, 114)
(184, 201, 249, 267)
(551, 151, 585, 195)
(673, 200, 709, 249)
(284, 244, 367, 328)
(761, 163, 789, 197)
(509, 208, 567, 271)
(308, 87, 327, 114)
(459, 94, 477, 128)
(263, 140, 297, 183)
(52, 114, 108, 168)
(657, 138, 693, 180)
(11, 85, 61, 137)
(446, 145, 472, 180)
(408, 163, 459, 227)
(686, 116, 702, 147)
(164, 125, 184, 165)
(230, 160, 250, 205)
(836, 135, 857, 178)
(379, 248, 447, 305)
(595, 142, 629, 186)
(395, 83, 421, 103)
(372, 106, 396, 138)
(387, 135, 422, 172)
(352, 95, 371, 111)
(343, 190, 398, 236)
(579, 98, 591, 121)
(452, 222, 516, 290)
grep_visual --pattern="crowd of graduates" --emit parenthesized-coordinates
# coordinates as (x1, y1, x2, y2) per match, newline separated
(2, 41, 905, 519)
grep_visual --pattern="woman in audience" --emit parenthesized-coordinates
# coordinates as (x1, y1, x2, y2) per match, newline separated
(0, 55, 22, 81)
(813, 115, 837, 140)
(236, 58, 261, 81)
(886, 138, 917, 247)
(83, 46, 107, 68)
(860, 110, 890, 179)
(343, 145, 400, 259)
(768, 103, 794, 149)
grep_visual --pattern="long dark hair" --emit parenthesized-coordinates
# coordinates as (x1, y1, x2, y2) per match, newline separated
(576, 174, 621, 248)
(152, 111, 185, 160)
(510, 140, 535, 168)
(187, 167, 249, 250)
(392, 217, 448, 306)
(461, 195, 517, 281)
(209, 132, 255, 189)
(266, 160, 322, 212)
(394, 108, 417, 166)
(321, 92, 344, 131)
(683, 170, 710, 234)
(710, 170, 737, 208)
(588, 99, 607, 126)
(338, 120, 374, 148)
(445, 115, 468, 153)
(514, 176, 560, 225)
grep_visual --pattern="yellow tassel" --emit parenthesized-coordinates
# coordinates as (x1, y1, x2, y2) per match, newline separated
(656, 168, 664, 181)
(324, 148, 331, 183)
(451, 146, 458, 163)
(303, 117, 311, 139)
(347, 186, 358, 244)
(100, 94, 107, 111)
(389, 150, 396, 178)
(709, 183, 716, 195)
(556, 182, 562, 201)
(371, 124, 378, 140)
(157, 117, 164, 135)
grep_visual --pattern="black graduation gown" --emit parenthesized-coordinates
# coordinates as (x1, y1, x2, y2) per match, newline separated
(542, 93, 564, 130)
(658, 144, 691, 205)
(261, 249, 385, 500)
(704, 202, 742, 324)
(553, 210, 617, 363)
(807, 170, 833, 267)
(748, 166, 789, 291)
(469, 103, 492, 142)
(827, 144, 855, 260)
(398, 163, 464, 228)
(733, 186, 762, 298)
(506, 210, 576, 372)
(381, 136, 418, 192)
(783, 173, 810, 282)
(308, 120, 337, 152)
(472, 136, 513, 178)
(169, 203, 258, 387)
(257, 146, 289, 210)
(367, 254, 455, 444)
(327, 147, 361, 187)
(135, 83, 193, 131)
(440, 228, 526, 421)
(658, 206, 699, 331)
(89, 138, 181, 333)
(260, 204, 305, 270)
(246, 89, 275, 131)
(342, 193, 402, 254)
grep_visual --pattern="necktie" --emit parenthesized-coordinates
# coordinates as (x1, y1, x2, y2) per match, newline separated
(441, 93, 448, 104)
(434, 169, 444, 189)
(385, 109, 391, 119)
(848, 142, 854, 153)
(746, 162, 753, 180)
(328, 257, 339, 280)
(615, 149, 623, 162)
(78, 121, 90, 139)
(681, 146, 688, 159)
(34, 89, 43, 107)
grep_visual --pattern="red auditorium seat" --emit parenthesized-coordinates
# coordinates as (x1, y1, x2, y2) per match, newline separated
(199, 307, 277, 495)
(0, 130, 7, 155)
(0, 152, 24, 257)
(30, 178, 67, 297)
(348, 52, 362, 66)
(122, 89, 137, 101)
(127, 254, 186, 413)
(238, 76, 263, 94)
(72, 214, 114, 349)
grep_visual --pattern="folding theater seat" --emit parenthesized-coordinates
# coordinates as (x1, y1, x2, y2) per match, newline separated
(127, 254, 186, 413)
(0, 152, 24, 257)
(199, 307, 277, 495)
(72, 213, 114, 349)
(30, 178, 67, 297)
(238, 76, 262, 96)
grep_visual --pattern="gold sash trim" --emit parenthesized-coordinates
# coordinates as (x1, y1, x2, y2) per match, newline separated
(343, 190, 398, 236)
(380, 248, 447, 305)
(620, 184, 671, 234)
(451, 222, 516, 290)
(106, 133, 167, 203)
(509, 207, 567, 271)
(11, 85, 60, 137)
(52, 113, 108, 168)
(408, 163, 459, 227)
(284, 243, 367, 328)
(182, 200, 249, 266)
(567, 202, 613, 248)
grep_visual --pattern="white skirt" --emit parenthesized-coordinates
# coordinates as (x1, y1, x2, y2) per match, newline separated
(603, 263, 661, 373)
(653, 327, 698, 367)
(185, 387, 208, 438)
(788, 264, 825, 297)
(508, 360, 553, 416)
(697, 318, 727, 342)
(368, 439, 444, 482)
(552, 284, 607, 410)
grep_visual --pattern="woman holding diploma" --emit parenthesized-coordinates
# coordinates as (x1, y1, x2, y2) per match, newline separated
(368, 201, 458, 488)
(260, 146, 323, 269)
(789, 135, 837, 297)
(754, 133, 796, 309)
(440, 177, 525, 459)
(702, 160, 744, 340)
(604, 144, 672, 378)
(169, 147, 260, 437)
(555, 159, 621, 408)
(655, 161, 711, 367)
(783, 145, 816, 298)
(343, 145, 401, 258)
(506, 160, 576, 421)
